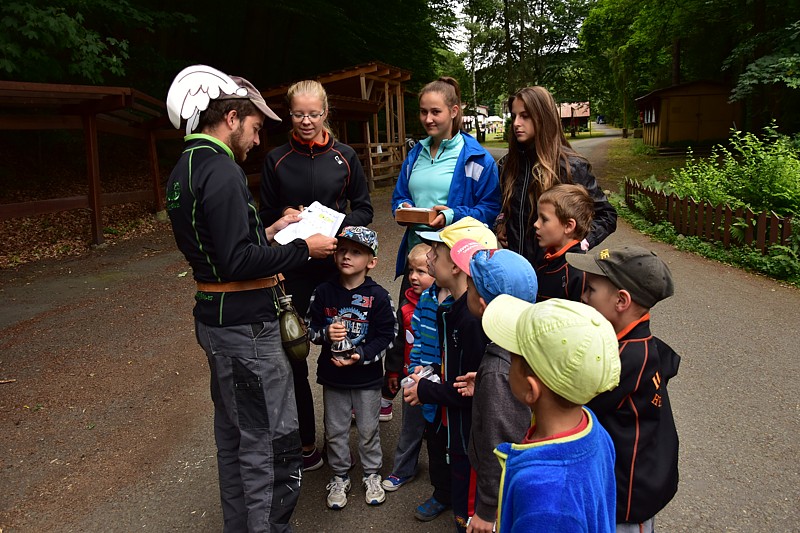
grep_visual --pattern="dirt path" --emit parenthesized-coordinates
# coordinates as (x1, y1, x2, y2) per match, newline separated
(2, 132, 799, 532)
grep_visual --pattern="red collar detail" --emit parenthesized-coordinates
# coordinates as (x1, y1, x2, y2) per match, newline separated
(522, 410, 589, 444)
(292, 130, 329, 149)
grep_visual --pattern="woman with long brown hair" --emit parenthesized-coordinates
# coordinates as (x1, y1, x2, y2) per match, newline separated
(495, 86, 616, 265)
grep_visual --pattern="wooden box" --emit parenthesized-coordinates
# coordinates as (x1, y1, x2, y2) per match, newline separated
(395, 207, 438, 225)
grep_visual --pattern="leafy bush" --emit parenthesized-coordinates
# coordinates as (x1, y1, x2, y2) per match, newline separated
(669, 124, 800, 216)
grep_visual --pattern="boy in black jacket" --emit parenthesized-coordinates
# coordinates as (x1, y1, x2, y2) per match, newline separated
(534, 183, 594, 302)
(307, 227, 396, 510)
(404, 217, 496, 532)
(567, 245, 680, 532)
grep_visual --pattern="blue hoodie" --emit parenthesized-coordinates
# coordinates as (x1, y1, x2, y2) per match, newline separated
(391, 132, 500, 277)
(494, 408, 616, 533)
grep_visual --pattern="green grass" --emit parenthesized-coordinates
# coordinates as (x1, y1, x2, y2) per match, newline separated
(604, 138, 685, 192)
(476, 129, 608, 150)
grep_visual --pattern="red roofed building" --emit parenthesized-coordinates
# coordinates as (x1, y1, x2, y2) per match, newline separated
(559, 102, 590, 131)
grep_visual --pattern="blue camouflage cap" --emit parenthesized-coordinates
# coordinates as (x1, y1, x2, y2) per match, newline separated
(337, 226, 378, 256)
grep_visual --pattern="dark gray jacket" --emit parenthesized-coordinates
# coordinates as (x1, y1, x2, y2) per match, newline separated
(467, 343, 532, 521)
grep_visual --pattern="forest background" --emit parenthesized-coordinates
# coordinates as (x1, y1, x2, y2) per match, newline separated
(1, 0, 799, 134)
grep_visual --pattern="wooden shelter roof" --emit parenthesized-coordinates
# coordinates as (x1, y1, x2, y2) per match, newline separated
(559, 102, 590, 118)
(635, 80, 731, 106)
(0, 80, 175, 245)
(260, 61, 411, 102)
(0, 81, 172, 139)
(260, 61, 411, 121)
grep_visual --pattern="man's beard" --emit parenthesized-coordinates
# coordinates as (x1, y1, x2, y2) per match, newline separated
(229, 122, 249, 162)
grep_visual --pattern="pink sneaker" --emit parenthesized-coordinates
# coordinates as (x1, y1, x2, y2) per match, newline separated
(379, 404, 393, 422)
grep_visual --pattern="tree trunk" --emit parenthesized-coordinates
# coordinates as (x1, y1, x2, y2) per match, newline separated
(502, 0, 514, 93)
(672, 38, 681, 86)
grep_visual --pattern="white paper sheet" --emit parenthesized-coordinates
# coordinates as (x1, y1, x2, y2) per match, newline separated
(273, 201, 346, 245)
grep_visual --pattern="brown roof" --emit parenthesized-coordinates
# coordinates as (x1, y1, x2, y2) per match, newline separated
(0, 81, 172, 137)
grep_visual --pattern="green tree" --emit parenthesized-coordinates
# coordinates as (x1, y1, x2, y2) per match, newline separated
(581, 0, 800, 131)
(0, 0, 192, 85)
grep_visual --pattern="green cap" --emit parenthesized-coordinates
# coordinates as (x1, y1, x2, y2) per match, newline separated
(566, 245, 674, 308)
(482, 296, 620, 405)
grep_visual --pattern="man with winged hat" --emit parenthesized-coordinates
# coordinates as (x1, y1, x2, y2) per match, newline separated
(165, 65, 336, 532)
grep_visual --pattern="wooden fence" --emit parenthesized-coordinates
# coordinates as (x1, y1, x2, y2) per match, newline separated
(624, 178, 793, 252)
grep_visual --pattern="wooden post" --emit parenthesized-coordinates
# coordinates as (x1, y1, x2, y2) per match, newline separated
(83, 113, 103, 245)
(756, 211, 767, 251)
(364, 122, 374, 190)
(384, 82, 390, 144)
(147, 130, 164, 211)
(769, 212, 780, 247)
(360, 74, 367, 100)
(723, 206, 733, 247)
(781, 216, 793, 246)
(397, 83, 406, 161)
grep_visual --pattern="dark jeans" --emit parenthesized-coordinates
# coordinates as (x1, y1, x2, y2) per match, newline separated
(426, 422, 472, 532)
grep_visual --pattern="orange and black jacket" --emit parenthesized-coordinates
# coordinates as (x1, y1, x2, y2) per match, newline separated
(587, 315, 680, 524)
(535, 239, 586, 302)
(260, 133, 373, 229)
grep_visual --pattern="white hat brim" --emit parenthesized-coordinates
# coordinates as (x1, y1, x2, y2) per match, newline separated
(416, 229, 444, 242)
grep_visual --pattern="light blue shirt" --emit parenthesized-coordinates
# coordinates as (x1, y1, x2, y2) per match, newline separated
(406, 132, 464, 249)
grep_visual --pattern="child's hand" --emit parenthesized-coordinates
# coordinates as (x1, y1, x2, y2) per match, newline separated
(467, 513, 495, 533)
(331, 352, 360, 367)
(454, 372, 477, 397)
(388, 376, 399, 394)
(327, 322, 347, 342)
(402, 372, 422, 406)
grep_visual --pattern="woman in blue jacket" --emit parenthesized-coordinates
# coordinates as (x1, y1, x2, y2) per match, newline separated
(391, 77, 500, 279)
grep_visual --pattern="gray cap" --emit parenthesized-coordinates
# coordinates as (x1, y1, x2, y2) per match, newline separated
(218, 75, 281, 123)
(566, 245, 674, 308)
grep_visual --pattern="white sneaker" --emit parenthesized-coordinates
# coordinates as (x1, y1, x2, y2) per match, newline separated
(363, 473, 386, 505)
(326, 475, 351, 509)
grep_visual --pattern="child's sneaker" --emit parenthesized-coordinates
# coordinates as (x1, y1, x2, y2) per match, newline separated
(326, 475, 351, 509)
(302, 447, 324, 471)
(381, 473, 413, 492)
(363, 473, 386, 505)
(414, 496, 449, 521)
(379, 404, 393, 422)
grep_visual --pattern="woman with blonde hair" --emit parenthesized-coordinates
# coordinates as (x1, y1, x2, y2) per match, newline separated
(260, 79, 373, 472)
(495, 86, 616, 265)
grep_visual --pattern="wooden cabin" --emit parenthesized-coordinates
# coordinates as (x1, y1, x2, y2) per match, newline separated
(636, 81, 742, 148)
(559, 102, 590, 131)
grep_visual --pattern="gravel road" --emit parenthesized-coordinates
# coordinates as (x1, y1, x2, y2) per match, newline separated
(1, 128, 798, 532)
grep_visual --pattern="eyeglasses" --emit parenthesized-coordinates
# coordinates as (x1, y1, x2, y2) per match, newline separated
(289, 112, 324, 121)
